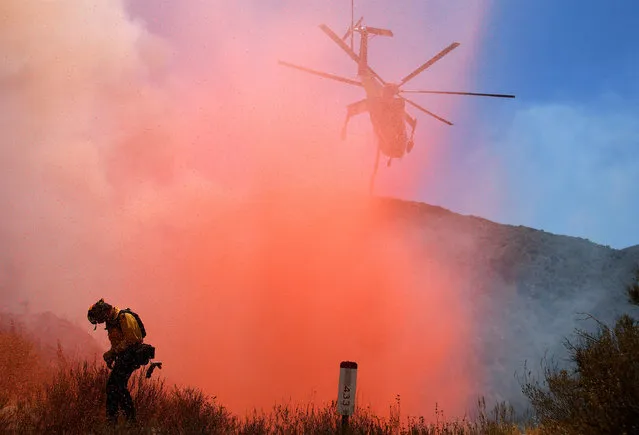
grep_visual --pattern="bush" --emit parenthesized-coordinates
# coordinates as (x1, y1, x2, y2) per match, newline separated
(0, 326, 53, 401)
(522, 313, 639, 434)
(627, 267, 639, 306)
(0, 390, 12, 430)
(146, 385, 234, 433)
(8, 359, 234, 434)
(13, 359, 109, 433)
(520, 266, 639, 434)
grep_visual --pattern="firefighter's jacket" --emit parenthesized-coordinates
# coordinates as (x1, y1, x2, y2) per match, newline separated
(106, 307, 143, 354)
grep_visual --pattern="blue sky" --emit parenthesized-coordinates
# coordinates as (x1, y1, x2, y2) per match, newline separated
(396, 0, 639, 249)
(487, 0, 638, 249)
(128, 0, 639, 249)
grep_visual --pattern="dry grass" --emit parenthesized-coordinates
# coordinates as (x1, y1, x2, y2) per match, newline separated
(0, 319, 537, 433)
(0, 325, 54, 401)
(21, 309, 639, 434)
(0, 352, 533, 434)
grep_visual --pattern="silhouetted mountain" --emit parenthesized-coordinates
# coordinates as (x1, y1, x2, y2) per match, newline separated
(0, 310, 103, 364)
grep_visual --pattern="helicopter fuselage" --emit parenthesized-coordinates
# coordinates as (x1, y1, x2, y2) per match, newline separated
(365, 91, 408, 158)
(357, 33, 412, 160)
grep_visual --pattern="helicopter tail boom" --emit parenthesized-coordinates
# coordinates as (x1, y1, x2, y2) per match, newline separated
(319, 23, 386, 85)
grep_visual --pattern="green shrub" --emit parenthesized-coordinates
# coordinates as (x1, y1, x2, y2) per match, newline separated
(522, 314, 639, 434)
(627, 267, 639, 306)
(520, 266, 639, 434)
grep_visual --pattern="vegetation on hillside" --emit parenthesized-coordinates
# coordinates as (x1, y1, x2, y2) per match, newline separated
(2, 267, 639, 433)
(521, 267, 639, 434)
(0, 324, 54, 401)
(0, 334, 527, 434)
(0, 355, 528, 434)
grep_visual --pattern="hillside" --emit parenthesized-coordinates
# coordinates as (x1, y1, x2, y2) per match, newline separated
(0, 311, 103, 364)
(1, 196, 638, 416)
(376, 196, 639, 409)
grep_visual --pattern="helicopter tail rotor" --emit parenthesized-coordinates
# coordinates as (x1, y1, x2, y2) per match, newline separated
(342, 16, 363, 47)
(319, 23, 386, 85)
(361, 26, 393, 37)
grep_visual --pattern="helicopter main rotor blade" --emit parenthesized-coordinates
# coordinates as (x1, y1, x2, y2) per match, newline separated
(319, 24, 386, 85)
(399, 42, 460, 87)
(402, 97, 453, 126)
(401, 90, 515, 98)
(278, 60, 363, 87)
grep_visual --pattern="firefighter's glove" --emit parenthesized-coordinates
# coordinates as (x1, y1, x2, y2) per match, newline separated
(103, 350, 115, 369)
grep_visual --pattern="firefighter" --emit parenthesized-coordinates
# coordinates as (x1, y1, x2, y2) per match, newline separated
(87, 298, 144, 425)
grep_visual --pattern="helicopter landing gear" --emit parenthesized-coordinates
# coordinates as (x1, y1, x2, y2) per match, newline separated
(342, 99, 369, 140)
(406, 115, 416, 154)
(369, 148, 381, 194)
(340, 114, 351, 140)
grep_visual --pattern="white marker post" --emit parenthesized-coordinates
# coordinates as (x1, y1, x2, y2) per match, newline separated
(337, 361, 358, 430)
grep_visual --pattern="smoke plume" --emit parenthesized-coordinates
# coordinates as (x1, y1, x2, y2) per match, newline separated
(0, 0, 487, 419)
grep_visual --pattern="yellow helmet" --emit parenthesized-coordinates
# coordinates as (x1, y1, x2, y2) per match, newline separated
(87, 298, 112, 326)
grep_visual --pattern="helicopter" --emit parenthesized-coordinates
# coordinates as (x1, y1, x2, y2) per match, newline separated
(278, 15, 515, 192)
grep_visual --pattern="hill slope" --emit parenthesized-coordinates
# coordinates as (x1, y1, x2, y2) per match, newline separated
(376, 197, 639, 409)
(1, 195, 638, 416)
(0, 311, 103, 364)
